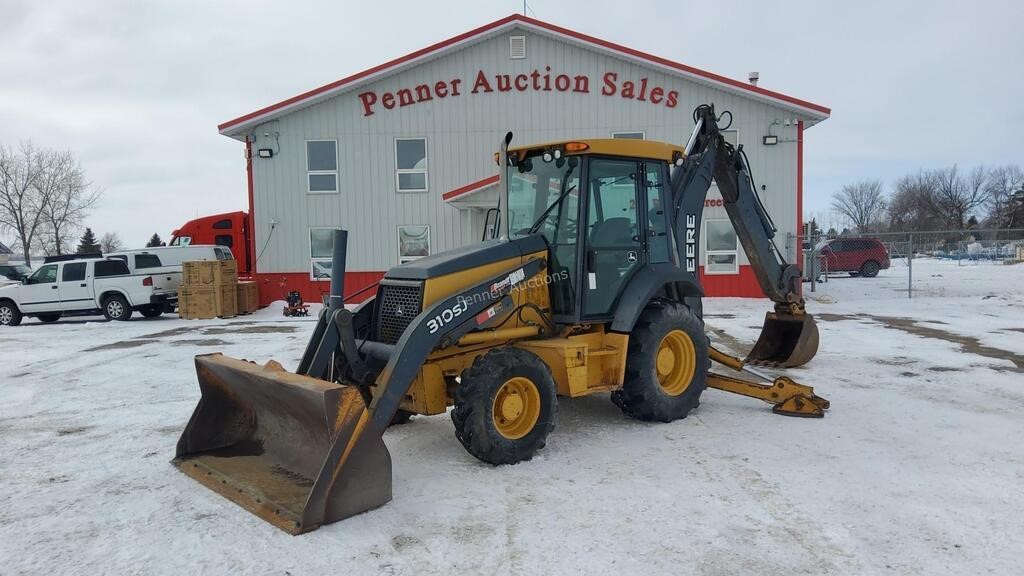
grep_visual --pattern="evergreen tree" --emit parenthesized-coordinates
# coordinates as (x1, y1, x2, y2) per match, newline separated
(146, 233, 163, 247)
(76, 227, 100, 254)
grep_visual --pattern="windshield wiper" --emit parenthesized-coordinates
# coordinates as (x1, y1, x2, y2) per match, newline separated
(528, 184, 577, 234)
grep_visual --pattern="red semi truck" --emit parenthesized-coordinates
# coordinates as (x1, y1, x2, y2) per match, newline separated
(170, 211, 382, 307)
(170, 211, 252, 275)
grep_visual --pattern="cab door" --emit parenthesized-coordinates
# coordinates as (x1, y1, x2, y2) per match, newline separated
(20, 264, 60, 313)
(59, 261, 92, 310)
(581, 157, 643, 318)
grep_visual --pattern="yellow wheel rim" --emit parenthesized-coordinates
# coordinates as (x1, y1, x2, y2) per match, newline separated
(656, 330, 696, 396)
(492, 376, 542, 440)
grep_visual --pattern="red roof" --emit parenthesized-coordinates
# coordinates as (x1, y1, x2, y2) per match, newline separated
(219, 14, 829, 136)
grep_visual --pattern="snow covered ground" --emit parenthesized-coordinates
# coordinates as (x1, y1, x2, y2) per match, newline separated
(1, 259, 1022, 575)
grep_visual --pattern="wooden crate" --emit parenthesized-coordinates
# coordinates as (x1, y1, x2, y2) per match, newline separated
(182, 260, 238, 287)
(235, 281, 259, 314)
(178, 285, 237, 319)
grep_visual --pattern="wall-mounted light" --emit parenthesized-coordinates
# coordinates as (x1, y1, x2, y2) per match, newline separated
(762, 135, 778, 146)
(257, 148, 274, 158)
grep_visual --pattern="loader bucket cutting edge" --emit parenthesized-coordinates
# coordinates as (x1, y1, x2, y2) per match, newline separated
(745, 312, 820, 368)
(172, 353, 392, 535)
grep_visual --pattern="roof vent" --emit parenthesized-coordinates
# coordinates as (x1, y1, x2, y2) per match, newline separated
(509, 35, 526, 59)
(748, 71, 759, 86)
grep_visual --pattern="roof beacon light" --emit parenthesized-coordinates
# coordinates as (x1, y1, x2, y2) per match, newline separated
(564, 142, 589, 153)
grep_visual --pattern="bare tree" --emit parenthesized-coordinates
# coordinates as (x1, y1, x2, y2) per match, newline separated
(0, 142, 52, 266)
(831, 180, 886, 232)
(37, 152, 100, 256)
(99, 231, 124, 253)
(926, 165, 989, 230)
(889, 171, 940, 231)
(984, 164, 1024, 227)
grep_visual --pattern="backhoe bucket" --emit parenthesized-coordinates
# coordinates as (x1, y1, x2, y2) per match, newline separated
(745, 312, 820, 368)
(172, 353, 391, 535)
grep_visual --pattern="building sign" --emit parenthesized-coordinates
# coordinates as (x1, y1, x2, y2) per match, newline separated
(358, 67, 680, 117)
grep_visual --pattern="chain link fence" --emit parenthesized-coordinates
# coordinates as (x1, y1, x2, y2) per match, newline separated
(786, 228, 1024, 300)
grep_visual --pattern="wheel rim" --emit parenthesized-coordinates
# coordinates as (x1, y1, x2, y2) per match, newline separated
(0, 306, 11, 324)
(656, 330, 696, 396)
(491, 376, 542, 440)
(108, 301, 123, 317)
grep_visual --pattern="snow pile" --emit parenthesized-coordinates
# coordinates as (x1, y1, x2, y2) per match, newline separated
(2, 276, 1023, 574)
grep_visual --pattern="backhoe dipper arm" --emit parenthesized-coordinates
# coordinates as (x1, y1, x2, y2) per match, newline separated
(669, 105, 804, 308)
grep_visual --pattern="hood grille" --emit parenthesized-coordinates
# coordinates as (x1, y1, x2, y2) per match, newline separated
(376, 280, 423, 344)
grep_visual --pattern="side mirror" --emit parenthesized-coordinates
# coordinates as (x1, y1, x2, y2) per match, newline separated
(22, 278, 29, 285)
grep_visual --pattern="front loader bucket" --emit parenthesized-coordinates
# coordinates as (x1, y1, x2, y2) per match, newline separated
(745, 312, 820, 368)
(172, 353, 391, 535)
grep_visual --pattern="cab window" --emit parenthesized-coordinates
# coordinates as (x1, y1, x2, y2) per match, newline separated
(135, 254, 162, 269)
(28, 264, 58, 284)
(95, 260, 129, 277)
(62, 262, 87, 282)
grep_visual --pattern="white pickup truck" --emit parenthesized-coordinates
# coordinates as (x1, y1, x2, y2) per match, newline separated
(0, 258, 166, 326)
(105, 245, 235, 310)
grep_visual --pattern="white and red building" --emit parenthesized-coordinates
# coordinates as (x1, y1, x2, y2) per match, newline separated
(217, 14, 829, 305)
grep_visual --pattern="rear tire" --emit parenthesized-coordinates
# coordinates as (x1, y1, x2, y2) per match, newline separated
(612, 302, 709, 422)
(0, 301, 22, 326)
(452, 347, 557, 465)
(102, 294, 132, 321)
(36, 313, 61, 323)
(140, 305, 163, 318)
(859, 260, 880, 278)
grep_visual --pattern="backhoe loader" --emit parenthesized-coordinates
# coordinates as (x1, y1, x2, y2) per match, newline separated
(173, 104, 827, 534)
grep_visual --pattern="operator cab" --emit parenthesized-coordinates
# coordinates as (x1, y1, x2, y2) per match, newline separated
(500, 139, 684, 323)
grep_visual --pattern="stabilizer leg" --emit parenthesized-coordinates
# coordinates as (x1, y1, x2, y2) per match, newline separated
(707, 346, 829, 417)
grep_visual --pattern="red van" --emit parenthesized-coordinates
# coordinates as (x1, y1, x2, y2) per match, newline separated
(819, 237, 890, 277)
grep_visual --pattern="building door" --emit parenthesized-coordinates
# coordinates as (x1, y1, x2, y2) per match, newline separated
(582, 157, 643, 317)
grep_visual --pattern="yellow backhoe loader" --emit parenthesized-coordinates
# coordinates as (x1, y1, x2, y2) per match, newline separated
(173, 104, 827, 534)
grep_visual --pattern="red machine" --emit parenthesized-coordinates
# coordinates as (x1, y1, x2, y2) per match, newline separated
(170, 211, 252, 275)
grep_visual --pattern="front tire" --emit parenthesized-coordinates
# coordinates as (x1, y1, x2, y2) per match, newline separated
(102, 295, 133, 321)
(452, 347, 557, 465)
(0, 301, 22, 326)
(612, 302, 709, 422)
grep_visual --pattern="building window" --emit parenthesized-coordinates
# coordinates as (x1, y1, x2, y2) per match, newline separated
(395, 138, 428, 192)
(612, 131, 645, 139)
(306, 140, 338, 193)
(310, 227, 339, 280)
(398, 225, 430, 263)
(705, 219, 739, 274)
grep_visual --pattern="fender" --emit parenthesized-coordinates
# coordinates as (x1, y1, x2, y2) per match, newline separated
(98, 289, 131, 307)
(610, 263, 703, 333)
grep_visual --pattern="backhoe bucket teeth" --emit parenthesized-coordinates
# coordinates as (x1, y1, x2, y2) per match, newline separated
(746, 312, 820, 368)
(172, 353, 391, 535)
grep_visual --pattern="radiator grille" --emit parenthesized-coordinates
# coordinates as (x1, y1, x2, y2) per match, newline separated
(376, 281, 423, 344)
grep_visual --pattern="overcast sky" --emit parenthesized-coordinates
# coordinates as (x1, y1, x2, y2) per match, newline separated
(1, 0, 1020, 249)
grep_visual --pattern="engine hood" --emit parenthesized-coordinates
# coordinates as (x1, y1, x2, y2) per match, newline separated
(385, 235, 547, 281)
